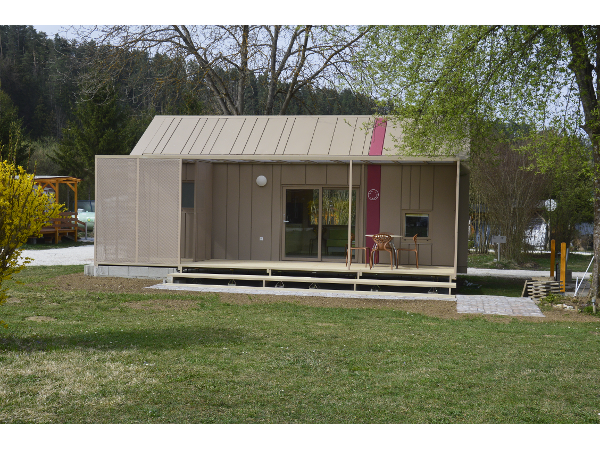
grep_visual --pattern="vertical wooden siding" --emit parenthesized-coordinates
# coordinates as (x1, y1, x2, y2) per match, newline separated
(378, 164, 456, 267)
(208, 162, 456, 265)
(211, 163, 362, 261)
(194, 162, 212, 261)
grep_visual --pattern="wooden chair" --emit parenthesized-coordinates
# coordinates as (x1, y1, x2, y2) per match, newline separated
(346, 234, 371, 269)
(396, 234, 419, 269)
(370, 233, 394, 270)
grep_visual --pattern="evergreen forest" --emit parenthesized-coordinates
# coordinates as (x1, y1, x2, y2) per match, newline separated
(0, 25, 375, 198)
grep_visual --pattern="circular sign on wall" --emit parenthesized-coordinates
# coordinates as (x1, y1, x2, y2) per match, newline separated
(368, 189, 380, 201)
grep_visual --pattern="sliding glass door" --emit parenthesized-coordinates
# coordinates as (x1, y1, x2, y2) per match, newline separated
(284, 189, 320, 259)
(283, 187, 356, 261)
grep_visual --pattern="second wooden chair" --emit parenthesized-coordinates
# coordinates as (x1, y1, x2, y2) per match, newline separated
(396, 234, 419, 268)
(346, 234, 371, 268)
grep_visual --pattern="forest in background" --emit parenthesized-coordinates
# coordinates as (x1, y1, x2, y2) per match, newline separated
(0, 25, 375, 199)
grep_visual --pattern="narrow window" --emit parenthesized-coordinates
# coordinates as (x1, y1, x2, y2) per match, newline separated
(181, 182, 194, 208)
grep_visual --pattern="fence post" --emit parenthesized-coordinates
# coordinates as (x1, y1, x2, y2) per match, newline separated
(550, 239, 555, 278)
(560, 242, 566, 293)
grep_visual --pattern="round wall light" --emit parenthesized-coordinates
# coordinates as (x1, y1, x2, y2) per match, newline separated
(256, 175, 268, 187)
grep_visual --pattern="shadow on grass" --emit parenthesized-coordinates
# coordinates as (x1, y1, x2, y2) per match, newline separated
(0, 325, 246, 353)
(456, 275, 525, 297)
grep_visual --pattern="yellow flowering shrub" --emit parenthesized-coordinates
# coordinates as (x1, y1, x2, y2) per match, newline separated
(0, 160, 63, 327)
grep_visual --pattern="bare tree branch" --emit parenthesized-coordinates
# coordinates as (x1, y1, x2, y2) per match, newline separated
(77, 25, 373, 115)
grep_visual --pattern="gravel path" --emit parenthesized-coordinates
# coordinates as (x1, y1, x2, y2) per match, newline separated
(19, 245, 94, 266)
(466, 267, 589, 279)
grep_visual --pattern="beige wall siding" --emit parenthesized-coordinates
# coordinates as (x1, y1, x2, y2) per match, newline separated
(95, 158, 138, 263)
(203, 162, 457, 265)
(270, 165, 283, 261)
(420, 165, 434, 210)
(306, 164, 327, 185)
(430, 165, 456, 266)
(181, 211, 194, 259)
(210, 163, 366, 262)
(379, 165, 403, 265)
(238, 165, 253, 259)
(226, 165, 240, 259)
(251, 165, 273, 260)
(96, 157, 182, 265)
(211, 164, 228, 259)
(195, 162, 212, 261)
(137, 159, 181, 264)
(377, 164, 455, 267)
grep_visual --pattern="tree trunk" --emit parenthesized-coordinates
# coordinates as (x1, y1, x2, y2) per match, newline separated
(591, 141, 600, 307)
(563, 26, 600, 302)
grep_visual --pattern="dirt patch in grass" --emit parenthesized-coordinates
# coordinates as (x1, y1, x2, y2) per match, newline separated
(44, 272, 600, 323)
(25, 316, 56, 322)
(124, 299, 198, 310)
(45, 273, 158, 293)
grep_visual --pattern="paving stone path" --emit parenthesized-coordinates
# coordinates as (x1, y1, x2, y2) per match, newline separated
(152, 285, 544, 317)
(456, 295, 545, 317)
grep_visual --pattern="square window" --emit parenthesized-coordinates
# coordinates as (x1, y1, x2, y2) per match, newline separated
(405, 213, 429, 238)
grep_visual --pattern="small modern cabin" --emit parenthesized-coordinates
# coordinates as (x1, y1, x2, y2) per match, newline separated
(90, 115, 469, 298)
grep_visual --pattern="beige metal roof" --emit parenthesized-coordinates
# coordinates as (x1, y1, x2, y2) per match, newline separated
(129, 115, 467, 163)
(131, 115, 375, 158)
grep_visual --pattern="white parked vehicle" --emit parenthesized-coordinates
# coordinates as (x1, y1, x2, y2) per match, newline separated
(77, 200, 95, 231)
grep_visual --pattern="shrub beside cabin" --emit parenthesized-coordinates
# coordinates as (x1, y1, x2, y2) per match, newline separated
(89, 115, 469, 298)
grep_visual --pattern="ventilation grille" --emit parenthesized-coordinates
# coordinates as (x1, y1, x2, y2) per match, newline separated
(137, 159, 180, 264)
(96, 157, 181, 265)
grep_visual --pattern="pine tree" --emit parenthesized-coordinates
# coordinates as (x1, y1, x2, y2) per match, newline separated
(0, 89, 31, 167)
(51, 86, 133, 195)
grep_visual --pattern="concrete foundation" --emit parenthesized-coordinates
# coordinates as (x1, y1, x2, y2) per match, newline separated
(84, 265, 178, 279)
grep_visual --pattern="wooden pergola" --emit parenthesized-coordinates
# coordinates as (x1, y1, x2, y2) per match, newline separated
(34, 176, 83, 243)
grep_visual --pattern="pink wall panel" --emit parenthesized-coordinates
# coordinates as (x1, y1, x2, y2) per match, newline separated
(366, 118, 387, 249)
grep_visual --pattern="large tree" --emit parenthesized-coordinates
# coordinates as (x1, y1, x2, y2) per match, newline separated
(51, 85, 139, 197)
(74, 25, 373, 115)
(0, 88, 31, 167)
(356, 25, 600, 300)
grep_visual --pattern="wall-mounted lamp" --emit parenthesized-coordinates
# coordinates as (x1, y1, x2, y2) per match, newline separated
(256, 175, 267, 187)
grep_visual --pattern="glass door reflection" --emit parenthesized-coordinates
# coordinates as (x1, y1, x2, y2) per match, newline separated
(284, 189, 319, 259)
(321, 189, 356, 260)
(283, 188, 357, 261)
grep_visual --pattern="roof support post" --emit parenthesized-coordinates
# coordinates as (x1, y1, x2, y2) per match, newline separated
(347, 159, 353, 269)
(453, 161, 460, 277)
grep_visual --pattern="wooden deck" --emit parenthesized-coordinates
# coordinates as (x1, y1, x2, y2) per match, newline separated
(168, 259, 457, 299)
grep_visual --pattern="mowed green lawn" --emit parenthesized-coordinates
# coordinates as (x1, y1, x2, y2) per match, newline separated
(1, 266, 600, 424)
(468, 252, 594, 272)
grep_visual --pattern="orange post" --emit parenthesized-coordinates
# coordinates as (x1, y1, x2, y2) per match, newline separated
(560, 242, 567, 293)
(550, 239, 555, 278)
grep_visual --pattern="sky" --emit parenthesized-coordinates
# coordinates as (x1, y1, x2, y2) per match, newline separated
(33, 25, 79, 39)
(32, 25, 103, 40)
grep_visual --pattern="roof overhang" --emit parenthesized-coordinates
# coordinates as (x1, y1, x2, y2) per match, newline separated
(98, 154, 462, 164)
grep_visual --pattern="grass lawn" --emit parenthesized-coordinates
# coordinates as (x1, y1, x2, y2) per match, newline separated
(456, 275, 526, 297)
(468, 252, 594, 272)
(1, 265, 600, 424)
